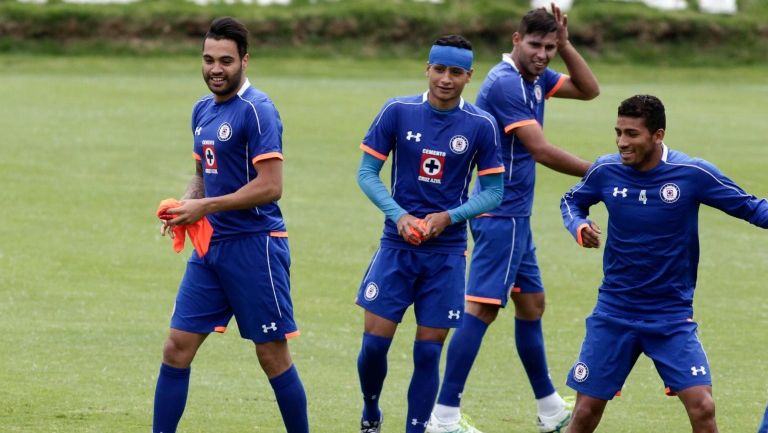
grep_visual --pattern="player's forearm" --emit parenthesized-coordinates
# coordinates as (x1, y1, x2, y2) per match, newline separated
(559, 41, 600, 100)
(447, 173, 503, 223)
(357, 154, 407, 223)
(181, 174, 205, 200)
(533, 144, 591, 177)
(199, 178, 282, 214)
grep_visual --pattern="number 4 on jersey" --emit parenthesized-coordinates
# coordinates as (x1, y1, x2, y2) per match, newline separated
(639, 189, 647, 205)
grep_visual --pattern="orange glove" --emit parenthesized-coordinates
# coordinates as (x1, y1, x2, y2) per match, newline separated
(156, 198, 213, 257)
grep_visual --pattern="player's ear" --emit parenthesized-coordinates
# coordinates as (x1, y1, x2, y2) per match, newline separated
(425, 64, 431, 76)
(242, 53, 249, 69)
(512, 32, 521, 47)
(653, 128, 665, 144)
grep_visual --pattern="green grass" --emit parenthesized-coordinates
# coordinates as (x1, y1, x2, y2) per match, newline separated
(1, 55, 767, 432)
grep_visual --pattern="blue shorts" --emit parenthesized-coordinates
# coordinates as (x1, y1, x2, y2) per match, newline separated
(567, 312, 711, 400)
(170, 234, 299, 343)
(356, 247, 466, 328)
(465, 216, 544, 307)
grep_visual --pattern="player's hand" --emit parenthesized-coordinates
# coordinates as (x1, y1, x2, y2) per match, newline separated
(579, 221, 602, 248)
(160, 220, 175, 239)
(423, 212, 451, 239)
(397, 214, 428, 246)
(165, 198, 208, 226)
(551, 2, 569, 49)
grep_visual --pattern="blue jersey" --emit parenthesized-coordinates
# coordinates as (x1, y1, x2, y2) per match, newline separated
(474, 54, 566, 217)
(361, 92, 504, 254)
(191, 79, 286, 240)
(561, 144, 768, 320)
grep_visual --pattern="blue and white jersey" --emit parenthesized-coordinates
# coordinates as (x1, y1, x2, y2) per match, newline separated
(192, 79, 286, 240)
(360, 92, 504, 254)
(561, 144, 768, 320)
(474, 53, 566, 217)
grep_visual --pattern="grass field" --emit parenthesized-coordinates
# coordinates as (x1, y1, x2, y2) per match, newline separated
(1, 54, 767, 432)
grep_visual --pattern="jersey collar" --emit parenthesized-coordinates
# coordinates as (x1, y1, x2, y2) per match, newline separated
(236, 78, 252, 96)
(661, 142, 669, 162)
(422, 90, 465, 110)
(502, 52, 539, 84)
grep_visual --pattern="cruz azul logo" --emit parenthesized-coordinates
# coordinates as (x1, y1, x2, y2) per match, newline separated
(418, 149, 445, 184)
(202, 140, 218, 174)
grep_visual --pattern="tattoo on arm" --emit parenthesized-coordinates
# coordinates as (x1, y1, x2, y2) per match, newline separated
(182, 163, 205, 200)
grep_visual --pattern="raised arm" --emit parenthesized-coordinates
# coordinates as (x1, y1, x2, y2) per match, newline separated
(549, 2, 600, 100)
(515, 122, 591, 177)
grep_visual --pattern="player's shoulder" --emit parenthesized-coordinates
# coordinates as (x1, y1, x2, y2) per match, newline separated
(665, 147, 721, 175)
(378, 94, 426, 114)
(584, 153, 623, 178)
(238, 85, 277, 110)
(459, 100, 496, 124)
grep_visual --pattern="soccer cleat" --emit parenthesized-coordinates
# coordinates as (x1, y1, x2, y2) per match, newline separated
(536, 396, 575, 433)
(360, 413, 383, 433)
(425, 413, 484, 433)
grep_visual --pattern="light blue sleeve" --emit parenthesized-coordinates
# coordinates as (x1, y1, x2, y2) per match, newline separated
(357, 152, 407, 224)
(447, 173, 503, 224)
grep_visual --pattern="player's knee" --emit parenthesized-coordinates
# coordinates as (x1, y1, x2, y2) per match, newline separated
(466, 302, 500, 324)
(686, 394, 716, 423)
(512, 293, 545, 320)
(571, 401, 604, 425)
(162, 337, 194, 368)
(256, 341, 292, 376)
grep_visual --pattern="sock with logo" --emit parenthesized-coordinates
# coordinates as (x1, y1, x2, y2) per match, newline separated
(516, 317, 556, 399)
(269, 364, 309, 433)
(357, 332, 393, 423)
(152, 363, 191, 433)
(436, 313, 489, 408)
(406, 340, 443, 433)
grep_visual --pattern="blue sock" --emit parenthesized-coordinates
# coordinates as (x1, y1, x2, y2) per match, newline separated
(437, 313, 489, 407)
(357, 333, 393, 422)
(406, 340, 443, 433)
(268, 364, 309, 433)
(152, 363, 191, 433)
(759, 403, 768, 433)
(515, 317, 556, 399)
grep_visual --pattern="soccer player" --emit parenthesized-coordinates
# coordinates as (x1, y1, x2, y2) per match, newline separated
(759, 404, 768, 433)
(428, 4, 599, 433)
(560, 95, 768, 433)
(355, 35, 504, 433)
(152, 17, 309, 433)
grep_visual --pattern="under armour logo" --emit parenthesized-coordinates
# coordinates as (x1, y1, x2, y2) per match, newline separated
(691, 366, 707, 376)
(448, 310, 461, 320)
(406, 131, 422, 142)
(262, 322, 277, 333)
(194, 126, 202, 136)
(411, 418, 427, 427)
(613, 187, 628, 197)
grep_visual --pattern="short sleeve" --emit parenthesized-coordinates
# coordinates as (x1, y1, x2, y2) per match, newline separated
(474, 115, 504, 176)
(541, 68, 566, 99)
(247, 100, 284, 164)
(360, 99, 398, 161)
(486, 78, 538, 134)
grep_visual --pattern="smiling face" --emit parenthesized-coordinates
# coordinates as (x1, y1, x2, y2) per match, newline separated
(426, 63, 472, 110)
(511, 31, 558, 81)
(202, 37, 248, 103)
(614, 116, 665, 171)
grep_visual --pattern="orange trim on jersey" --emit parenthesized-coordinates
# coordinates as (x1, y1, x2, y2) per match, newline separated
(465, 295, 503, 305)
(214, 326, 227, 333)
(270, 231, 288, 238)
(545, 74, 569, 99)
(193, 152, 201, 161)
(252, 152, 284, 165)
(615, 390, 622, 397)
(475, 213, 493, 218)
(664, 387, 677, 397)
(511, 287, 522, 293)
(360, 143, 388, 161)
(504, 119, 538, 134)
(478, 166, 505, 176)
(576, 223, 590, 246)
(285, 330, 301, 340)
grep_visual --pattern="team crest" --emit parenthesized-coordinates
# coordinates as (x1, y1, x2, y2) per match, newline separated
(449, 135, 469, 154)
(419, 149, 446, 184)
(217, 122, 233, 141)
(573, 362, 589, 382)
(201, 140, 218, 174)
(534, 84, 543, 103)
(660, 183, 681, 203)
(364, 282, 379, 301)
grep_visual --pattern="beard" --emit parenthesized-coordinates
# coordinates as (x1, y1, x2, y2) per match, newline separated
(204, 66, 243, 97)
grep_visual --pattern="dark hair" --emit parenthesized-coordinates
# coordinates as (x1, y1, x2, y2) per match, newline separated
(204, 17, 249, 59)
(518, 8, 558, 37)
(618, 95, 666, 134)
(433, 34, 473, 51)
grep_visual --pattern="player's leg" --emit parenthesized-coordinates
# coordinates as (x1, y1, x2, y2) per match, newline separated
(511, 221, 571, 431)
(565, 393, 607, 433)
(677, 386, 717, 433)
(409, 252, 465, 433)
(429, 217, 510, 433)
(154, 252, 230, 433)
(218, 235, 308, 433)
(644, 319, 715, 433)
(758, 403, 768, 433)
(355, 247, 415, 432)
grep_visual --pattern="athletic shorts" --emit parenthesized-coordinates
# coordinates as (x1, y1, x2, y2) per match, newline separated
(465, 216, 544, 307)
(355, 246, 466, 328)
(567, 311, 711, 400)
(170, 234, 299, 343)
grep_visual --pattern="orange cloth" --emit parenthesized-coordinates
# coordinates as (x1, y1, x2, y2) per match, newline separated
(156, 198, 213, 257)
